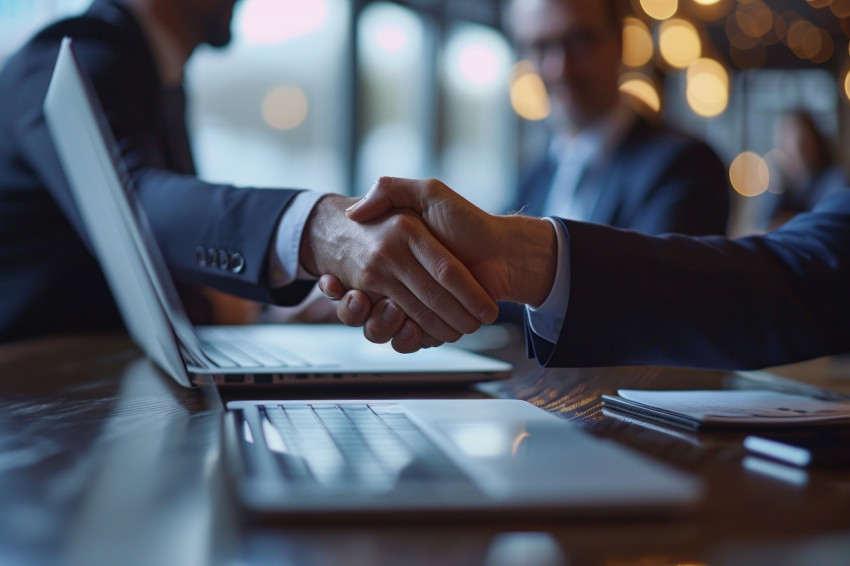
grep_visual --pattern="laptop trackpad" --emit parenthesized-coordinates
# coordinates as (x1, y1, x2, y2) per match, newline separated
(434, 420, 699, 504)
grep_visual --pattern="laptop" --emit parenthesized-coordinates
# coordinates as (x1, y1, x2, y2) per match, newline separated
(43, 38, 511, 389)
(44, 38, 701, 519)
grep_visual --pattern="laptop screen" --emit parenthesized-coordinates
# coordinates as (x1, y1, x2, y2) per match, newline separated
(44, 38, 202, 386)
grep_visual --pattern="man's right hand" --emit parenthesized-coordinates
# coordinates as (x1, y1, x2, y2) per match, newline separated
(299, 194, 499, 347)
(317, 179, 559, 352)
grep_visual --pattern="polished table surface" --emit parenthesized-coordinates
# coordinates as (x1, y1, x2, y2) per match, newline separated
(2, 329, 850, 566)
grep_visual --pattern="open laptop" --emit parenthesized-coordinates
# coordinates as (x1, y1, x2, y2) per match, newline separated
(43, 38, 510, 389)
(44, 38, 701, 519)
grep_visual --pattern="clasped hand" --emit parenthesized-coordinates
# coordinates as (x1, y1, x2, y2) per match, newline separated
(311, 177, 557, 353)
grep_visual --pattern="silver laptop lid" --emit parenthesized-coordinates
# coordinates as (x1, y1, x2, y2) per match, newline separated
(44, 38, 203, 387)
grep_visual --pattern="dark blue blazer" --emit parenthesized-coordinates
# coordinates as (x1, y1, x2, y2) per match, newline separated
(514, 115, 730, 236)
(0, 0, 313, 342)
(526, 189, 850, 370)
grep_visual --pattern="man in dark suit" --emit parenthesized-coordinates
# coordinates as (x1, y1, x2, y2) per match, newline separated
(320, 176, 850, 369)
(507, 0, 729, 236)
(0, 0, 497, 344)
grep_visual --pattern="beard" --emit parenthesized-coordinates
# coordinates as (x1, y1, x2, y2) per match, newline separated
(192, 0, 238, 48)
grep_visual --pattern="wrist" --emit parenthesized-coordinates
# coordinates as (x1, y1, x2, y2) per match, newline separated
(498, 215, 557, 307)
(299, 194, 357, 277)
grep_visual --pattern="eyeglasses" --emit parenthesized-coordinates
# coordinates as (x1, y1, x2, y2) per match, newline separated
(520, 28, 617, 63)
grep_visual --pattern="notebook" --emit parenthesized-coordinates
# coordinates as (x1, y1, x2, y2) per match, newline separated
(44, 38, 702, 520)
(43, 38, 511, 389)
(602, 389, 850, 430)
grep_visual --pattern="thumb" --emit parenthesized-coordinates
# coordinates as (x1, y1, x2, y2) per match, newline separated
(345, 177, 423, 222)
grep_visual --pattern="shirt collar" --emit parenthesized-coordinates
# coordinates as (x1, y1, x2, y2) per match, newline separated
(549, 98, 636, 167)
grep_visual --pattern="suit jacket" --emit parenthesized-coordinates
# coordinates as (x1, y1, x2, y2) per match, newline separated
(514, 114, 730, 236)
(0, 0, 313, 342)
(526, 189, 850, 370)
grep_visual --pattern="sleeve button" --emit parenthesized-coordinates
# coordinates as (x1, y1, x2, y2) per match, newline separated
(229, 252, 245, 274)
(217, 249, 230, 270)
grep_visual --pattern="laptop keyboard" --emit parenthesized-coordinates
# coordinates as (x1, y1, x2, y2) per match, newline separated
(259, 403, 471, 490)
(200, 338, 311, 368)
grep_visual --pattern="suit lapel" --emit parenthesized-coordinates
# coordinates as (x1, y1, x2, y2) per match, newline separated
(585, 115, 652, 227)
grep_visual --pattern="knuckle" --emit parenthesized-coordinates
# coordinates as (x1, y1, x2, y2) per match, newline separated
(358, 267, 382, 291)
(432, 254, 459, 285)
(409, 304, 437, 329)
(424, 282, 449, 310)
(366, 242, 391, 263)
(423, 178, 444, 197)
(387, 213, 415, 233)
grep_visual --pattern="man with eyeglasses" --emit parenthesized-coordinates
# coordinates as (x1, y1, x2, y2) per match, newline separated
(505, 0, 730, 237)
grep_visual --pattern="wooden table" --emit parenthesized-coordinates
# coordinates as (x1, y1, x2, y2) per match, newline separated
(2, 329, 849, 566)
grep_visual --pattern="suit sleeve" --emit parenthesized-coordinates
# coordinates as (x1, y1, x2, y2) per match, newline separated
(528, 191, 850, 370)
(16, 32, 313, 306)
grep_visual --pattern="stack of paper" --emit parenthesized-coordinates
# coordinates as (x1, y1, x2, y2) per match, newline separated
(601, 390, 850, 430)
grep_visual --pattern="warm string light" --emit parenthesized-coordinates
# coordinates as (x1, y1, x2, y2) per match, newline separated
(659, 18, 702, 68)
(509, 61, 550, 121)
(619, 72, 662, 112)
(686, 58, 729, 117)
(622, 17, 654, 67)
(729, 152, 770, 197)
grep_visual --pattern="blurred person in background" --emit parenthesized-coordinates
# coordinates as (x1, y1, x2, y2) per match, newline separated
(496, 0, 732, 323)
(0, 0, 496, 344)
(505, 0, 730, 235)
(760, 109, 847, 230)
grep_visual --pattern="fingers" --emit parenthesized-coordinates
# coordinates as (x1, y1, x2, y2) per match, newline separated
(374, 274, 465, 343)
(331, 292, 440, 353)
(407, 226, 498, 325)
(345, 177, 430, 223)
(373, 213, 489, 337)
(364, 298, 405, 344)
(334, 290, 372, 327)
(391, 320, 423, 353)
(318, 274, 346, 301)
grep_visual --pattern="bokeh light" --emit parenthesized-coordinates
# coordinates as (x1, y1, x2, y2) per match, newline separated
(237, 0, 330, 45)
(729, 151, 770, 197)
(639, 0, 678, 21)
(444, 26, 511, 93)
(686, 58, 729, 117)
(359, 2, 423, 66)
(659, 18, 702, 68)
(622, 17, 654, 67)
(735, 0, 773, 39)
(843, 67, 850, 100)
(831, 0, 850, 18)
(262, 85, 309, 130)
(619, 72, 662, 112)
(510, 61, 550, 121)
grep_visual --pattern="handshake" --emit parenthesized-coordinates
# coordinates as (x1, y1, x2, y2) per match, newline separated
(299, 177, 558, 353)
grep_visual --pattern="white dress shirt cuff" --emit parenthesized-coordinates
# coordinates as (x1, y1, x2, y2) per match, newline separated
(525, 218, 570, 343)
(268, 190, 330, 288)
